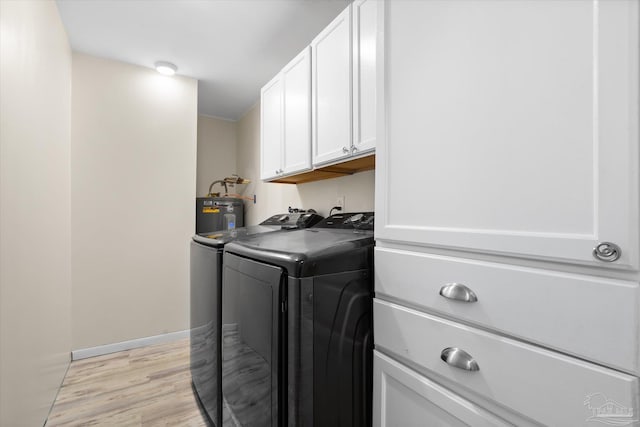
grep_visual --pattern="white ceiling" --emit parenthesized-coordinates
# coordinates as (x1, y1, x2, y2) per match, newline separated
(56, 0, 350, 120)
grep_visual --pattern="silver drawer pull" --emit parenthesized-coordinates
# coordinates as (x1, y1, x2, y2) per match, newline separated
(440, 347, 480, 372)
(439, 283, 478, 302)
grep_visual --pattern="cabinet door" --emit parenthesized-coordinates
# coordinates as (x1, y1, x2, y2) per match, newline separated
(260, 74, 283, 181)
(282, 47, 312, 176)
(352, 0, 377, 155)
(373, 351, 510, 427)
(312, 5, 352, 167)
(375, 0, 640, 269)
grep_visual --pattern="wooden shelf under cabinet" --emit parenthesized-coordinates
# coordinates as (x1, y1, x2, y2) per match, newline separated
(270, 154, 375, 184)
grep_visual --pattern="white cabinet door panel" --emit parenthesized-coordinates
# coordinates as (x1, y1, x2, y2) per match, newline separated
(352, 0, 377, 154)
(282, 47, 311, 176)
(312, 5, 353, 166)
(260, 75, 283, 180)
(375, 0, 639, 269)
(373, 351, 510, 427)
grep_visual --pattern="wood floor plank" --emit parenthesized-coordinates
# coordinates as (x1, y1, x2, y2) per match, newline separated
(46, 338, 209, 427)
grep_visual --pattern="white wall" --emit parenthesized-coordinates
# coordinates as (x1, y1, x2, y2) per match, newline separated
(197, 115, 237, 197)
(236, 103, 375, 224)
(0, 1, 72, 425)
(71, 53, 198, 350)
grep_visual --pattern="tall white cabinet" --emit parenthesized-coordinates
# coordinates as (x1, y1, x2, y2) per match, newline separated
(352, 0, 377, 155)
(374, 1, 640, 425)
(261, 48, 312, 181)
(260, 75, 283, 181)
(282, 48, 312, 176)
(311, 6, 352, 166)
(311, 0, 377, 168)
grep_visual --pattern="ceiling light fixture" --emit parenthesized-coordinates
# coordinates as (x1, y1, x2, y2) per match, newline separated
(155, 61, 177, 76)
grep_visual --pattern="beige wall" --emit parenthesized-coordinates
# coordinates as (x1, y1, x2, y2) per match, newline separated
(236, 103, 375, 224)
(0, 1, 72, 425)
(297, 169, 375, 217)
(71, 54, 198, 349)
(197, 115, 237, 197)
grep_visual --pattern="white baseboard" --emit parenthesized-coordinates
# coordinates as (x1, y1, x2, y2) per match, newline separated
(71, 329, 190, 361)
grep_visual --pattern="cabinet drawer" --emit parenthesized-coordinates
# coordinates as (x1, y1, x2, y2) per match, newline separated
(373, 351, 510, 427)
(375, 247, 640, 374)
(374, 299, 640, 427)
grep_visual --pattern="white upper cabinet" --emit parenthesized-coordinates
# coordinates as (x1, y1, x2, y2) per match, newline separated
(282, 47, 312, 176)
(260, 48, 312, 181)
(311, 2, 378, 167)
(260, 74, 283, 181)
(352, 0, 377, 155)
(312, 6, 353, 167)
(375, 0, 639, 269)
(261, 3, 377, 181)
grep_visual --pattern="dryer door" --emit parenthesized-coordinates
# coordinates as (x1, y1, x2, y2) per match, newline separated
(190, 241, 222, 426)
(222, 252, 285, 427)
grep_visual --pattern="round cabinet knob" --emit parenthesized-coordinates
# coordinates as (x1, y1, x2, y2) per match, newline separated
(592, 242, 621, 262)
(342, 146, 350, 154)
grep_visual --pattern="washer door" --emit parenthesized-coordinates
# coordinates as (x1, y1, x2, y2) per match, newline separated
(222, 252, 285, 427)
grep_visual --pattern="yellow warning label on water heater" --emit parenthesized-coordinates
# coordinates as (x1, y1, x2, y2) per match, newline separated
(202, 207, 220, 214)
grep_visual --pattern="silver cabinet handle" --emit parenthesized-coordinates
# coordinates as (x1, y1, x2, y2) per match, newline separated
(351, 145, 358, 153)
(342, 146, 350, 153)
(439, 283, 478, 303)
(593, 242, 621, 262)
(440, 347, 480, 371)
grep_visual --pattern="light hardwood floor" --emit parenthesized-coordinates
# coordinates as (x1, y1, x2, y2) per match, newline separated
(46, 338, 210, 426)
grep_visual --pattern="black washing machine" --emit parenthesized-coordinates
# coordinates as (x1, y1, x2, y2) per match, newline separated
(190, 212, 323, 427)
(221, 212, 374, 427)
